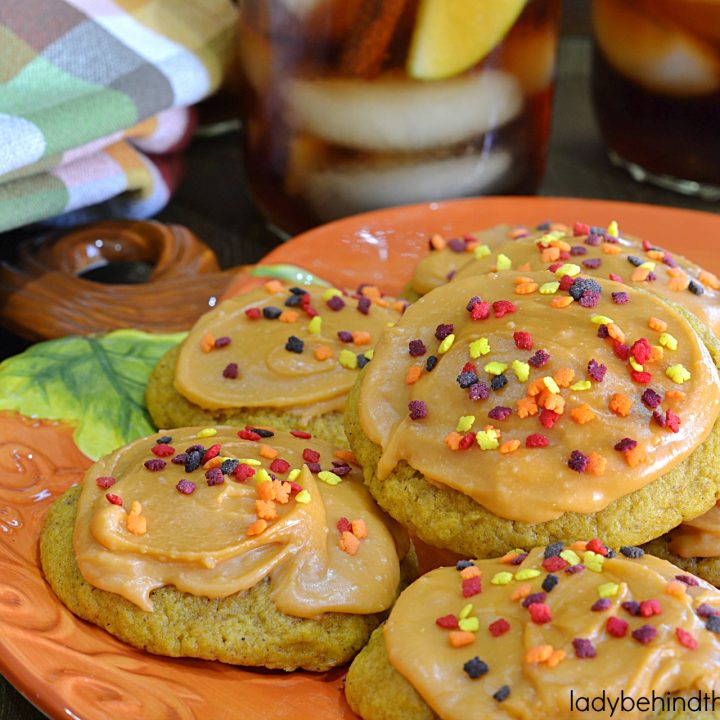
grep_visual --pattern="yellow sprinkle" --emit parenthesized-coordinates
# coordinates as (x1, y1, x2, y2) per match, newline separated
(491, 572, 514, 585)
(539, 281, 560, 295)
(629, 356, 644, 372)
(476, 429, 500, 450)
(659, 333, 678, 351)
(484, 361, 508, 376)
(496, 253, 512, 270)
(255, 468, 272, 484)
(607, 220, 619, 237)
(639, 261, 656, 270)
(386, 322, 395, 328)
(469, 337, 491, 358)
(560, 549, 581, 566)
(473, 244, 491, 259)
(308, 316, 322, 334)
(339, 349, 358, 369)
(583, 550, 604, 572)
(537, 230, 565, 246)
(295, 490, 311, 504)
(666, 364, 691, 384)
(438, 334, 455, 354)
(322, 288, 343, 301)
(598, 582, 619, 598)
(456, 415, 475, 432)
(197, 428, 218, 438)
(570, 380, 591, 391)
(512, 360, 530, 383)
(318, 470, 342, 486)
(287, 468, 301, 482)
(555, 263, 581, 277)
(458, 617, 480, 633)
(515, 569, 541, 581)
(237, 458, 262, 466)
(543, 376, 560, 394)
(458, 603, 474, 620)
(364, 349, 374, 360)
(591, 315, 613, 324)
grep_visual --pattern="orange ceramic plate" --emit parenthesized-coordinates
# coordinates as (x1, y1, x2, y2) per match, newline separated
(2, 197, 720, 720)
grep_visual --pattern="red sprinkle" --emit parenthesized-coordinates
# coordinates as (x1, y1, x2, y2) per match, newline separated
(233, 463, 256, 482)
(612, 341, 630, 361)
(639, 599, 662, 617)
(106, 493, 123, 506)
(95, 476, 116, 489)
(513, 331, 533, 350)
(151, 444, 175, 457)
(203, 444, 221, 462)
(290, 430, 312, 439)
(631, 338, 652, 363)
(542, 556, 569, 572)
(606, 616, 628, 638)
(492, 300, 516, 318)
(337, 517, 352, 533)
(470, 301, 491, 321)
(238, 429, 261, 441)
(528, 603, 552, 624)
(558, 274, 575, 291)
(303, 448, 321, 463)
(609, 272, 623, 283)
(458, 432, 476, 450)
(462, 576, 482, 598)
(269, 458, 290, 474)
(631, 371, 653, 385)
(539, 409, 560, 429)
(526, 433, 549, 448)
(489, 618, 511, 637)
(436, 614, 459, 629)
(666, 410, 681, 433)
(586, 539, 608, 556)
(676, 627, 698, 650)
(245, 307, 261, 320)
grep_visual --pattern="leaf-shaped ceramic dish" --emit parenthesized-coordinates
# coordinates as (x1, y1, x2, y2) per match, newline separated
(2, 197, 720, 720)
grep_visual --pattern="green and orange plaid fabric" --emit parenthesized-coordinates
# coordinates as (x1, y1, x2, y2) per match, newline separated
(0, 0, 235, 232)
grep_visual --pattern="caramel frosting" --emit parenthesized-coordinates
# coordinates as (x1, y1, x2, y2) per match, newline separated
(385, 543, 720, 720)
(175, 282, 402, 415)
(669, 502, 720, 559)
(74, 426, 409, 617)
(455, 222, 720, 337)
(358, 270, 720, 523)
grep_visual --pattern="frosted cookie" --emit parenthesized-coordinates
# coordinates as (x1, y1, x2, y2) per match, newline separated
(40, 426, 417, 671)
(346, 541, 720, 720)
(345, 270, 720, 558)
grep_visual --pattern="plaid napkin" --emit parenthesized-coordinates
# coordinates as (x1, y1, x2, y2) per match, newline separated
(0, 0, 236, 233)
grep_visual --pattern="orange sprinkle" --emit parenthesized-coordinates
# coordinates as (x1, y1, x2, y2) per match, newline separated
(339, 531, 360, 556)
(509, 227, 528, 239)
(334, 449, 357, 464)
(517, 262, 532, 272)
(351, 518, 368, 539)
(666, 580, 687, 598)
(668, 275, 690, 292)
(405, 365, 423, 385)
(499, 550, 520, 564)
(259, 444, 278, 459)
(550, 223, 569, 233)
(515, 281, 539, 295)
(514, 276, 535, 285)
(541, 247, 560, 263)
(272, 480, 291, 504)
(540, 391, 565, 414)
(631, 267, 650, 283)
(256, 499, 277, 521)
(646, 250, 665, 261)
(264, 280, 284, 294)
(247, 518, 268, 537)
(203, 456, 223, 470)
(525, 645, 554, 664)
(550, 296, 573, 308)
(279, 310, 299, 323)
(499, 439, 521, 454)
(650, 346, 663, 363)
(587, 452, 607, 476)
(609, 393, 632, 417)
(430, 233, 446, 250)
(126, 501, 147, 535)
(550, 239, 571, 252)
(624, 445, 647, 468)
(517, 396, 539, 418)
(571, 540, 588, 551)
(392, 300, 407, 313)
(648, 316, 667, 332)
(698, 269, 720, 290)
(665, 390, 686, 401)
(199, 332, 215, 353)
(527, 378, 547, 397)
(607, 323, 625, 343)
(554, 367, 575, 388)
(511, 583, 532, 602)
(352, 330, 372, 345)
(460, 565, 481, 580)
(570, 403, 595, 425)
(666, 267, 684, 278)
(449, 631, 476, 648)
(314, 345, 333, 361)
(602, 243, 622, 255)
(360, 285, 381, 299)
(444, 431, 462, 451)
(546, 649, 567, 668)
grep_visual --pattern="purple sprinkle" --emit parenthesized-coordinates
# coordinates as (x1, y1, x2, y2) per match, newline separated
(579, 291, 601, 308)
(357, 296, 371, 315)
(675, 574, 700, 587)
(641, 388, 662, 409)
(528, 349, 550, 368)
(223, 362, 239, 379)
(632, 625, 657, 644)
(176, 479, 196, 495)
(663, 253, 678, 268)
(185, 444, 205, 454)
(488, 406, 512, 421)
(409, 339, 427, 357)
(214, 336, 231, 348)
(646, 271, 657, 282)
(611, 291, 630, 304)
(468, 382, 490, 401)
(337, 330, 353, 343)
(597, 324, 610, 339)
(510, 552, 528, 565)
(568, 450, 589, 473)
(588, 358, 607, 381)
(447, 238, 466, 252)
(306, 462, 322, 473)
(582, 257, 602, 269)
(697, 604, 719, 618)
(622, 601, 641, 616)
(522, 592, 547, 608)
(172, 452, 189, 465)
(326, 295, 345, 311)
(435, 323, 454, 340)
(565, 564, 585, 575)
(614, 437, 638, 452)
(330, 462, 351, 477)
(408, 400, 428, 420)
(573, 638, 596, 658)
(205, 468, 224, 486)
(144, 459, 166, 472)
(585, 233, 601, 246)
(591, 598, 612, 612)
(570, 245, 588, 256)
(653, 409, 666, 428)
(466, 295, 481, 311)
(446, 270, 457, 281)
(457, 371, 479, 389)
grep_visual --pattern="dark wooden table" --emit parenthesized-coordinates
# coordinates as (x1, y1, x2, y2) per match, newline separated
(0, 35, 718, 720)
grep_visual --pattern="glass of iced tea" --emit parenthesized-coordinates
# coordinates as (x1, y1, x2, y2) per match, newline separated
(592, 0, 720, 200)
(237, 0, 562, 235)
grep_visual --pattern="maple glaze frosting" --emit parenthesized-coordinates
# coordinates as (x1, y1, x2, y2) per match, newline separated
(669, 502, 720, 559)
(174, 282, 403, 415)
(455, 221, 720, 337)
(74, 426, 409, 617)
(384, 543, 720, 720)
(358, 270, 720, 523)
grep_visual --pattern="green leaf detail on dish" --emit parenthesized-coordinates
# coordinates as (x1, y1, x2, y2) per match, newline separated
(0, 329, 185, 461)
(250, 263, 331, 287)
